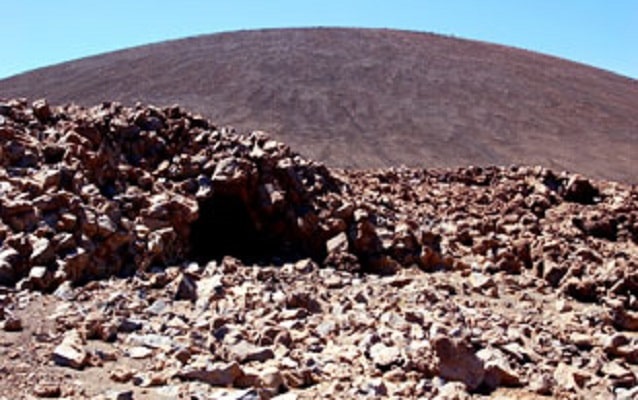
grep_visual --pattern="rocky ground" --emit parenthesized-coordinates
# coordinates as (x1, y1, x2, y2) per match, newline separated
(0, 99, 637, 399)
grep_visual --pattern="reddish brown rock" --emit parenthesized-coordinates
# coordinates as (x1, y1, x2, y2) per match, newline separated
(433, 336, 485, 391)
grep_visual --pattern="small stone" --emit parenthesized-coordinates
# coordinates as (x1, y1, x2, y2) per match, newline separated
(326, 232, 349, 254)
(282, 368, 314, 388)
(260, 367, 285, 395)
(555, 298, 572, 312)
(469, 273, 494, 291)
(53, 281, 76, 301)
(612, 308, 638, 331)
(233, 368, 261, 389)
(32, 98, 52, 121)
(174, 273, 198, 301)
(563, 175, 599, 204)
(32, 382, 61, 398)
(359, 378, 388, 396)
(196, 275, 225, 308)
(433, 381, 471, 400)
(476, 348, 521, 389)
(528, 373, 553, 395)
(369, 343, 402, 370)
(30, 237, 54, 264)
(133, 371, 168, 387)
(293, 258, 317, 274)
(127, 333, 174, 350)
(127, 346, 154, 359)
(615, 386, 638, 400)
(570, 332, 594, 350)
(145, 299, 169, 315)
(176, 359, 244, 386)
(174, 346, 192, 364)
(118, 318, 143, 333)
(219, 389, 260, 400)
(102, 389, 134, 400)
(2, 316, 22, 332)
(601, 361, 635, 382)
(110, 367, 135, 383)
(83, 312, 117, 342)
(228, 341, 275, 363)
(553, 362, 588, 391)
(27, 266, 51, 290)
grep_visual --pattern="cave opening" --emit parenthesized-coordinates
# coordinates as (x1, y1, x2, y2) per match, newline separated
(189, 194, 305, 265)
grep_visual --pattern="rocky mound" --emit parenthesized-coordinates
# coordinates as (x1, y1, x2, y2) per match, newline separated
(0, 98, 356, 288)
(0, 99, 637, 399)
(2, 28, 637, 184)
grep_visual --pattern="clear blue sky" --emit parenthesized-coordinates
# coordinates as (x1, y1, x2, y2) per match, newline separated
(1, 1, 636, 80)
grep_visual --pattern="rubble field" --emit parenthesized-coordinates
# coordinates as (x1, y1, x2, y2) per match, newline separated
(0, 99, 636, 399)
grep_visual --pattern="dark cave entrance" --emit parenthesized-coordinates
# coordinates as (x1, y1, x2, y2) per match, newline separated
(189, 194, 301, 265)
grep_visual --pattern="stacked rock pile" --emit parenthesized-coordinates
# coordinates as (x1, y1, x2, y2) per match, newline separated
(0, 99, 636, 398)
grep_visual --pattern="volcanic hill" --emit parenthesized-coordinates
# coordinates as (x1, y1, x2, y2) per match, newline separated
(1, 28, 637, 183)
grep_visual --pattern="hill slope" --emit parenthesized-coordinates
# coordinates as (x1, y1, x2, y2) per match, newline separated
(1, 28, 637, 182)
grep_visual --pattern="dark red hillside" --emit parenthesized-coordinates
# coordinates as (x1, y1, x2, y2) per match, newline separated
(1, 28, 637, 182)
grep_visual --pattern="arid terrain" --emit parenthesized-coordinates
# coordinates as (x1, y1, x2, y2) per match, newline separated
(0, 28, 637, 183)
(0, 99, 636, 399)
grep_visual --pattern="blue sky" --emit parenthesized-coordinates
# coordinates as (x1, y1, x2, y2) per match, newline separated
(1, 1, 636, 80)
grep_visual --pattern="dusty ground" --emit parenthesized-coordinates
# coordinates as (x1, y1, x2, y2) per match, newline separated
(1, 258, 636, 399)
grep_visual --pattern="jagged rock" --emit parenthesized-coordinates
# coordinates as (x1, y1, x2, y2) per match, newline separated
(433, 336, 485, 391)
(176, 358, 244, 386)
(127, 346, 154, 359)
(433, 382, 471, 400)
(528, 373, 553, 395)
(1, 315, 22, 331)
(563, 175, 599, 204)
(293, 258, 317, 274)
(281, 368, 315, 389)
(218, 389, 260, 400)
(259, 367, 285, 395)
(24, 266, 52, 291)
(32, 382, 62, 398)
(553, 362, 589, 392)
(0, 247, 21, 284)
(227, 341, 275, 363)
(326, 232, 349, 254)
(101, 390, 134, 400)
(32, 99, 53, 121)
(369, 343, 402, 370)
(615, 386, 638, 400)
(52, 329, 88, 369)
(601, 361, 636, 387)
(476, 348, 521, 389)
(174, 272, 198, 301)
(109, 367, 135, 383)
(573, 211, 618, 241)
(612, 307, 638, 331)
(285, 290, 322, 313)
